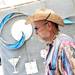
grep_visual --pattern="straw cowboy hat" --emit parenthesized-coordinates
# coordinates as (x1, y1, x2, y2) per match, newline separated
(26, 8, 64, 26)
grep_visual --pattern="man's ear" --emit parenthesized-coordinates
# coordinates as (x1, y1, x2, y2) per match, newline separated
(47, 22, 52, 31)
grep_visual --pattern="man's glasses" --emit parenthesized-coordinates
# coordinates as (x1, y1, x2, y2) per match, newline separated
(34, 27, 38, 31)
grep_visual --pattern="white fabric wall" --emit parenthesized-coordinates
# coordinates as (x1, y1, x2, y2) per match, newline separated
(46, 0, 75, 18)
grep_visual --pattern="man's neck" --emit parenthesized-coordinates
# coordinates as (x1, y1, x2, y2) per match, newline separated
(47, 31, 58, 44)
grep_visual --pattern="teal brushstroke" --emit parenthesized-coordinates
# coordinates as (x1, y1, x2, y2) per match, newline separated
(0, 12, 26, 50)
(0, 13, 15, 31)
(1, 32, 25, 50)
(64, 19, 73, 25)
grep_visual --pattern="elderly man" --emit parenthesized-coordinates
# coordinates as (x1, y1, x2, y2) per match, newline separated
(26, 9, 75, 75)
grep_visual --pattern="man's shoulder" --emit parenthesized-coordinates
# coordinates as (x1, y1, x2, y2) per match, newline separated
(58, 32, 73, 42)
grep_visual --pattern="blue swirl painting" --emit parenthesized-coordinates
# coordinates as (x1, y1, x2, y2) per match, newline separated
(0, 12, 26, 50)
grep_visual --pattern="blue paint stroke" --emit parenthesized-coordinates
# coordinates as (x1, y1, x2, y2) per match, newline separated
(2, 32, 25, 50)
(0, 12, 26, 50)
(64, 19, 73, 25)
(0, 13, 15, 31)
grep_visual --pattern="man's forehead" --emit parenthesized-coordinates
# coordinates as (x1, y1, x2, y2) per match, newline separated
(33, 20, 53, 26)
(32, 20, 45, 27)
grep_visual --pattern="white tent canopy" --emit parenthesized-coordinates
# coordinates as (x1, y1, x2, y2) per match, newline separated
(0, 0, 39, 9)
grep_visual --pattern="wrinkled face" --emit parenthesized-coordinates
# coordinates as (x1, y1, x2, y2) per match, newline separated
(33, 20, 53, 42)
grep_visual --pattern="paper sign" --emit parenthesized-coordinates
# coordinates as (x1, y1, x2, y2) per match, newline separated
(25, 61, 38, 74)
